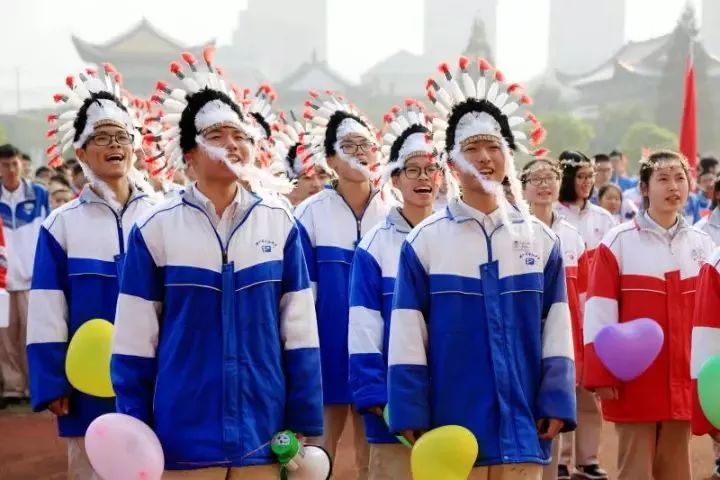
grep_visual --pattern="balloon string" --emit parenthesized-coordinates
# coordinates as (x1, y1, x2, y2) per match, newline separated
(239, 439, 273, 461)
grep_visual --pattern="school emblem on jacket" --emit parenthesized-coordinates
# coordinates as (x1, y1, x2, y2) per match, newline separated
(512, 240, 532, 252)
(520, 251, 540, 266)
(691, 247, 706, 265)
(255, 239, 277, 253)
(23, 203, 34, 215)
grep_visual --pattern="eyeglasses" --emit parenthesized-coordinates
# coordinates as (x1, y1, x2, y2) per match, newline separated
(576, 173, 596, 181)
(340, 142, 375, 155)
(89, 132, 134, 146)
(526, 175, 559, 186)
(402, 165, 440, 180)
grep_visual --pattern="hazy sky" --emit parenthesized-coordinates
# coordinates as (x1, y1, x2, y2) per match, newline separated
(0, 0, 703, 112)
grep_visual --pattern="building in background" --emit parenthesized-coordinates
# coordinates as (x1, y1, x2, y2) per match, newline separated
(702, 0, 720, 57)
(548, 0, 626, 75)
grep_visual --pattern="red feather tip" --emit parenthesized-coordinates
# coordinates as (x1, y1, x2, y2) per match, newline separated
(155, 80, 168, 92)
(324, 89, 333, 95)
(391, 106, 400, 113)
(46, 144, 57, 154)
(203, 46, 216, 65)
(48, 156, 62, 168)
(506, 83, 522, 94)
(170, 62, 182, 74)
(278, 111, 287, 121)
(337, 95, 345, 101)
(47, 114, 57, 122)
(269, 92, 278, 102)
(259, 83, 272, 93)
(215, 66, 224, 76)
(65, 75, 75, 89)
(143, 134, 159, 145)
(458, 56, 470, 70)
(53, 93, 65, 103)
(150, 95, 162, 104)
(520, 95, 533, 105)
(308, 90, 319, 98)
(533, 148, 549, 158)
(526, 113, 539, 125)
(438, 62, 450, 74)
(530, 127, 546, 145)
(303, 110, 314, 120)
(426, 89, 436, 102)
(383, 113, 393, 124)
(181, 52, 196, 64)
(102, 63, 116, 74)
(404, 98, 415, 107)
(478, 58, 492, 71)
(425, 78, 436, 90)
(85, 67, 97, 76)
(114, 73, 123, 84)
(494, 70, 505, 82)
(46, 128, 58, 138)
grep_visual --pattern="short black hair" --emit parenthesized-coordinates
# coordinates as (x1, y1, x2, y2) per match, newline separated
(35, 166, 52, 177)
(324, 111, 370, 157)
(64, 158, 79, 168)
(609, 150, 623, 158)
(49, 174, 72, 189)
(72, 164, 84, 176)
(700, 156, 719, 173)
(598, 183, 622, 201)
(445, 98, 514, 153)
(73, 91, 129, 146)
(179, 88, 246, 154)
(594, 153, 610, 164)
(0, 144, 20, 159)
(21, 153, 31, 162)
(558, 150, 593, 203)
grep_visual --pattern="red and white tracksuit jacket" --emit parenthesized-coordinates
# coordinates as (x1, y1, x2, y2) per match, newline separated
(691, 247, 720, 436)
(583, 213, 715, 422)
(553, 216, 587, 384)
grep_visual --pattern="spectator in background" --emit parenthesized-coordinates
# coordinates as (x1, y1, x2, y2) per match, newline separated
(47, 175, 73, 195)
(0, 144, 49, 405)
(20, 153, 33, 180)
(695, 169, 716, 218)
(53, 163, 71, 183)
(33, 167, 53, 187)
(699, 156, 719, 176)
(609, 150, 639, 191)
(598, 184, 624, 223)
(695, 178, 720, 246)
(70, 164, 87, 193)
(592, 154, 613, 203)
(49, 188, 74, 211)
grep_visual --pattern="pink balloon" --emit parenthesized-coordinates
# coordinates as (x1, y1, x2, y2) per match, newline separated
(594, 318, 664, 382)
(85, 413, 164, 480)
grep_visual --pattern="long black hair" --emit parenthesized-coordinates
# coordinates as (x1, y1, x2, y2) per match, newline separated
(558, 150, 593, 204)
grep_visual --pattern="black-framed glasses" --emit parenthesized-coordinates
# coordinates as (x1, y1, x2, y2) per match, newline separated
(576, 173, 596, 181)
(340, 142, 375, 155)
(89, 132, 134, 146)
(526, 174, 559, 186)
(402, 165, 440, 180)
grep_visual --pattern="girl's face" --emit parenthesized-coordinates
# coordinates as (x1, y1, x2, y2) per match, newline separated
(574, 165, 595, 201)
(642, 162, 689, 216)
(599, 188, 622, 215)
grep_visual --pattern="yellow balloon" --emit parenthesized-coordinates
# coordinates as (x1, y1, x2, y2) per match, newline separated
(65, 319, 115, 398)
(411, 425, 478, 480)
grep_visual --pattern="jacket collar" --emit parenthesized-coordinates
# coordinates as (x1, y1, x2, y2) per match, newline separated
(447, 197, 522, 228)
(79, 182, 146, 211)
(634, 210, 689, 238)
(386, 206, 413, 234)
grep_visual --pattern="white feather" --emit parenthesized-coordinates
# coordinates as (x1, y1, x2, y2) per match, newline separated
(502, 103, 520, 116)
(486, 82, 500, 103)
(462, 72, 476, 98)
(476, 77, 487, 99)
(163, 97, 187, 113)
(170, 89, 187, 101)
(512, 130, 527, 140)
(163, 113, 182, 124)
(495, 93, 509, 108)
(57, 121, 74, 133)
(508, 115, 525, 127)
(60, 128, 75, 145)
(447, 78, 465, 103)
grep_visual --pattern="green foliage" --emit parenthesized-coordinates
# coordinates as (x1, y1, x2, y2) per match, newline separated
(620, 122, 678, 172)
(538, 114, 595, 157)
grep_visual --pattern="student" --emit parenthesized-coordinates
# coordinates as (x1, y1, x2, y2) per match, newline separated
(608, 150, 638, 192)
(694, 178, 720, 246)
(26, 67, 157, 478)
(111, 50, 322, 478)
(598, 184, 628, 224)
(695, 169, 717, 219)
(584, 150, 715, 480)
(348, 102, 440, 480)
(0, 144, 49, 406)
(387, 56, 576, 479)
(295, 91, 394, 476)
(521, 159, 588, 480)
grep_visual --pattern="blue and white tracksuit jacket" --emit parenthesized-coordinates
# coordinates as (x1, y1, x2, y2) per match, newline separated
(295, 187, 393, 404)
(387, 198, 576, 466)
(111, 185, 323, 469)
(348, 206, 412, 443)
(26, 185, 155, 437)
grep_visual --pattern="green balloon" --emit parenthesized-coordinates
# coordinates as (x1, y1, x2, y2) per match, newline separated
(383, 405, 413, 448)
(698, 355, 720, 429)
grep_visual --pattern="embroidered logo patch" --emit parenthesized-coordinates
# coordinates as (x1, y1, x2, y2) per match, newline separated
(691, 247, 706, 265)
(255, 239, 277, 253)
(23, 204, 34, 215)
(520, 251, 540, 266)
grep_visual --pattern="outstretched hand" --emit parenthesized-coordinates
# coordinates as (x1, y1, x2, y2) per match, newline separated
(537, 418, 564, 440)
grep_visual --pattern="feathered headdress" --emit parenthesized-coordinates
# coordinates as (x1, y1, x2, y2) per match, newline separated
(146, 47, 293, 194)
(425, 56, 547, 232)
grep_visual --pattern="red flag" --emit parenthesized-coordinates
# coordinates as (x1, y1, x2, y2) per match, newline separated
(679, 49, 697, 172)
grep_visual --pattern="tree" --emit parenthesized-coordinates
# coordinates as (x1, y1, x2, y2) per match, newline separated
(620, 122, 678, 172)
(591, 103, 652, 153)
(463, 17, 494, 64)
(538, 114, 594, 156)
(654, 3, 718, 152)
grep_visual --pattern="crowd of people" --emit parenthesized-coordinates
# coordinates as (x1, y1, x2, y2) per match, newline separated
(0, 49, 718, 480)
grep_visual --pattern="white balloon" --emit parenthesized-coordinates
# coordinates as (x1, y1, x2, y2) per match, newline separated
(288, 445, 332, 480)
